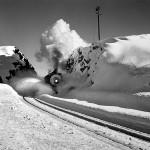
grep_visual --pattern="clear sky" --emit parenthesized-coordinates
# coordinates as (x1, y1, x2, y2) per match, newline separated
(0, 0, 150, 76)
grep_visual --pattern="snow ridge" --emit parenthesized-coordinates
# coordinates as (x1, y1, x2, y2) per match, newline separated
(42, 94, 150, 119)
(0, 46, 15, 56)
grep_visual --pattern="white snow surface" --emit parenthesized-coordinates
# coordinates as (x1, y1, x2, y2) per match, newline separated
(1, 83, 121, 150)
(0, 84, 150, 149)
(135, 92, 150, 97)
(0, 45, 36, 84)
(42, 94, 150, 119)
(0, 46, 15, 56)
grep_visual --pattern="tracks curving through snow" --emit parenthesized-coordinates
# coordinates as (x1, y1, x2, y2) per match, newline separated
(23, 96, 150, 150)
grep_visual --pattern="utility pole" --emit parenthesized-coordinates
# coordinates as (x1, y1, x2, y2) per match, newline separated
(96, 6, 102, 41)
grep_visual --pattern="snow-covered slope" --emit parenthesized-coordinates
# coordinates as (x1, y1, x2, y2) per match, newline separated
(0, 83, 123, 150)
(0, 46, 55, 97)
(0, 46, 36, 83)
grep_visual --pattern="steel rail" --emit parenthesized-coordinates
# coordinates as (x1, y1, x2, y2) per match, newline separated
(23, 97, 150, 143)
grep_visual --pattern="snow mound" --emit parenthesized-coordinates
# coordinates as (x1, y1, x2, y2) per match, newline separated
(0, 83, 20, 98)
(0, 46, 15, 56)
(41, 94, 150, 119)
(0, 46, 36, 83)
(0, 83, 111, 150)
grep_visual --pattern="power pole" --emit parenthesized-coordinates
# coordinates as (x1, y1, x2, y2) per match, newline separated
(96, 6, 102, 41)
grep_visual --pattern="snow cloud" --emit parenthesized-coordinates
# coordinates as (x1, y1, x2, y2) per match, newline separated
(36, 19, 89, 70)
(10, 77, 53, 97)
(89, 34, 150, 93)
(54, 34, 150, 96)
(103, 34, 150, 68)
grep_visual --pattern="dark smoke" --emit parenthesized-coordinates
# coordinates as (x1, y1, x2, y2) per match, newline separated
(51, 47, 62, 70)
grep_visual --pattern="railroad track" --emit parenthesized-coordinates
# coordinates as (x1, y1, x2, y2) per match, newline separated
(23, 97, 150, 149)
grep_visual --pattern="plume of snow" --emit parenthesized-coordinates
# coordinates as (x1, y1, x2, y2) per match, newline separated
(36, 19, 89, 70)
(10, 77, 54, 97)
(103, 34, 150, 68)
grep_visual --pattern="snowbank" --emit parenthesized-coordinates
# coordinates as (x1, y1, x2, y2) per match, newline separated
(40, 93, 150, 119)
(0, 84, 120, 150)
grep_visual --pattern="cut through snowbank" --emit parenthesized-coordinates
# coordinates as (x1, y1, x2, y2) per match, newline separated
(41, 94, 150, 119)
(0, 83, 122, 150)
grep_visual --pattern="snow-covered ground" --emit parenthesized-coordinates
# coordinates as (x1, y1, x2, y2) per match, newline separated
(135, 92, 150, 97)
(1, 83, 149, 149)
(0, 83, 127, 150)
(26, 94, 150, 150)
(40, 93, 150, 119)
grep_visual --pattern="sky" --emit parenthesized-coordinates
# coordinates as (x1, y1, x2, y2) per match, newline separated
(0, 0, 150, 76)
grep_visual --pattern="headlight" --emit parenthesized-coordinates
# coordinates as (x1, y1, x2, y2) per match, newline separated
(50, 74, 62, 86)
(44, 69, 62, 87)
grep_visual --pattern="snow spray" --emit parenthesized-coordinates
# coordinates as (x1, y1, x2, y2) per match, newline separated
(10, 76, 53, 97)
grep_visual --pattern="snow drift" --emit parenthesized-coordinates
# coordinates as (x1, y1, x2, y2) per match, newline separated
(0, 46, 36, 83)
(0, 46, 53, 97)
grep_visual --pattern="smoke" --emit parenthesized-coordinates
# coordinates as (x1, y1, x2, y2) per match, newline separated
(35, 19, 89, 70)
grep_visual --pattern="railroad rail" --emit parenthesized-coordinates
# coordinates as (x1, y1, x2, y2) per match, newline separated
(23, 97, 150, 149)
